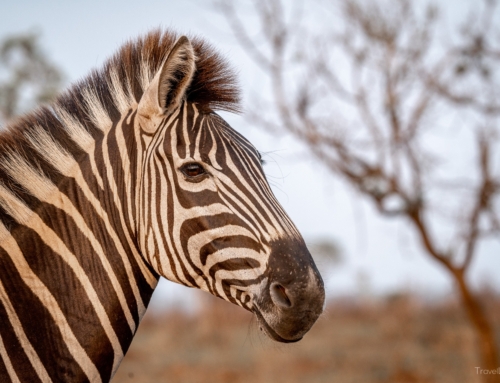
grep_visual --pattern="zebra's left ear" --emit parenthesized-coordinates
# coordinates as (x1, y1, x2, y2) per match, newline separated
(138, 36, 196, 133)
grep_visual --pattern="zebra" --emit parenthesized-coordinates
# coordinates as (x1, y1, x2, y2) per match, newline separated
(0, 30, 325, 382)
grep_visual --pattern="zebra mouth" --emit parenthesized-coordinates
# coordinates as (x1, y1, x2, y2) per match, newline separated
(253, 308, 303, 343)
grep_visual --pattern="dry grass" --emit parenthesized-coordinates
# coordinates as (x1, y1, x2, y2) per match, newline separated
(113, 292, 500, 383)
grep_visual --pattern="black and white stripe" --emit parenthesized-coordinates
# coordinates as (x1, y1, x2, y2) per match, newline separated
(0, 31, 324, 382)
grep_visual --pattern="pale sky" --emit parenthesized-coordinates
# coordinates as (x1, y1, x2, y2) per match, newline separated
(1, 0, 499, 311)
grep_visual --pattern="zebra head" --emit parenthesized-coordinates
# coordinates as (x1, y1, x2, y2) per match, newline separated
(135, 36, 325, 342)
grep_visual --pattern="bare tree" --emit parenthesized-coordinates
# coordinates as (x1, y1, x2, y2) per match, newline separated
(217, 0, 500, 380)
(0, 31, 64, 125)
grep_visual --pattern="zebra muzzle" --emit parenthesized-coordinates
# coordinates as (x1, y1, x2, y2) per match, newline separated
(253, 238, 325, 343)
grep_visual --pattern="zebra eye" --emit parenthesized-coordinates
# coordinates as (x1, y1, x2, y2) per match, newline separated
(180, 163, 206, 178)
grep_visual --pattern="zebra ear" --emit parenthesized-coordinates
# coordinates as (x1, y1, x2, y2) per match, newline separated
(138, 36, 196, 131)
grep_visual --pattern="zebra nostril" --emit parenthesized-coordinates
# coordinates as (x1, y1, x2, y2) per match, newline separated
(270, 282, 292, 308)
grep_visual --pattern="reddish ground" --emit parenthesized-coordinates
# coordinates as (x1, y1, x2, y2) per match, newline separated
(113, 292, 500, 383)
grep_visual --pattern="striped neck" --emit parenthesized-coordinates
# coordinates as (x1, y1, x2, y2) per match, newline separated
(0, 98, 160, 381)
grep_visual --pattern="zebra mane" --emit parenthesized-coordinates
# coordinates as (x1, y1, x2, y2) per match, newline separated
(0, 29, 240, 230)
(0, 28, 241, 147)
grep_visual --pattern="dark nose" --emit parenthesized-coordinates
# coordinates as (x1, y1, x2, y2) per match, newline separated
(267, 266, 325, 340)
(255, 238, 325, 343)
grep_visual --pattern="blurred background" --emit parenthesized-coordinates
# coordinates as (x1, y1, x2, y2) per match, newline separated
(1, 0, 499, 382)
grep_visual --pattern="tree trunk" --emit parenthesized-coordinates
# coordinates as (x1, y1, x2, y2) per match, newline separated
(409, 213, 498, 381)
(453, 270, 499, 383)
